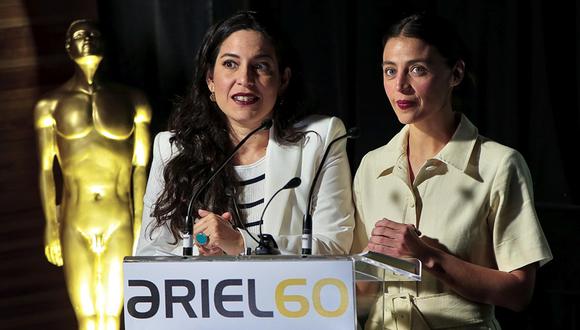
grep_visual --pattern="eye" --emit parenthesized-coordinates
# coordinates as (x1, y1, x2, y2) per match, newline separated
(383, 67, 396, 77)
(254, 62, 272, 74)
(73, 31, 85, 40)
(410, 65, 427, 76)
(222, 59, 238, 69)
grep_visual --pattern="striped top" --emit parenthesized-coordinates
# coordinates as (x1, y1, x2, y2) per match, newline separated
(233, 156, 266, 237)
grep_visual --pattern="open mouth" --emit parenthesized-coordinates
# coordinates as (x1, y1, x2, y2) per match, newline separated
(232, 93, 259, 105)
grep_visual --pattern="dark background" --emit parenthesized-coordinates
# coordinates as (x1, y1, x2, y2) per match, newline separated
(1, 0, 578, 329)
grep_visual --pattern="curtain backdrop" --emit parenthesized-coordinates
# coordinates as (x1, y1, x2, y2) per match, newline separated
(96, 1, 580, 327)
(98, 0, 580, 206)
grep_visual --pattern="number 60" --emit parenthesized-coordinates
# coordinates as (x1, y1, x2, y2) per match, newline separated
(275, 278, 349, 318)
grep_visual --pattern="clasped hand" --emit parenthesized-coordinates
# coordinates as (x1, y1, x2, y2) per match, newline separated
(368, 218, 429, 259)
(193, 209, 244, 256)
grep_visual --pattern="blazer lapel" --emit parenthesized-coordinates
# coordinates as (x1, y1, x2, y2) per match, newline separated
(262, 131, 302, 236)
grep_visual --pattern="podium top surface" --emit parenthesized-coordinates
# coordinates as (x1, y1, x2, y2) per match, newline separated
(125, 253, 421, 282)
(124, 255, 356, 263)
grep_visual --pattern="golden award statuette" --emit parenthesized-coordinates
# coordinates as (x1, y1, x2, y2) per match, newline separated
(34, 19, 152, 330)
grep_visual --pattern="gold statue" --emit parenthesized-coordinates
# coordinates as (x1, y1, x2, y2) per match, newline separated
(34, 19, 151, 330)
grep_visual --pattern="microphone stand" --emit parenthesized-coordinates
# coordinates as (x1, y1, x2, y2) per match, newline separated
(301, 127, 359, 255)
(254, 177, 301, 255)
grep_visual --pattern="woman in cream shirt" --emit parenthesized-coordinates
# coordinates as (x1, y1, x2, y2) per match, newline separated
(352, 12, 552, 329)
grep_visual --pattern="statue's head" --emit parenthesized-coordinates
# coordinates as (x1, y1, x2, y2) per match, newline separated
(65, 19, 103, 60)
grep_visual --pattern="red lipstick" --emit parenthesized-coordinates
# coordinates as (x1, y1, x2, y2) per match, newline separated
(396, 100, 416, 109)
(232, 93, 259, 106)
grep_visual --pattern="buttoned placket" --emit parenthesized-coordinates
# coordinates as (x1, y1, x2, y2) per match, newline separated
(389, 157, 446, 328)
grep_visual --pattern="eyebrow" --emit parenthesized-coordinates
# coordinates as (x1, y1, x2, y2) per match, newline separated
(220, 53, 274, 60)
(382, 59, 432, 66)
(72, 30, 100, 37)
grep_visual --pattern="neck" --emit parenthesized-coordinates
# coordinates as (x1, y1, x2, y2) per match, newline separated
(229, 123, 270, 165)
(73, 55, 102, 88)
(408, 111, 457, 160)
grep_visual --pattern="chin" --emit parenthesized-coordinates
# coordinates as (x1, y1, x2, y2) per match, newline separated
(227, 115, 263, 128)
(394, 112, 416, 125)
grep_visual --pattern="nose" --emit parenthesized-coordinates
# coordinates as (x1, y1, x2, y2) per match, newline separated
(396, 73, 411, 93)
(237, 65, 255, 87)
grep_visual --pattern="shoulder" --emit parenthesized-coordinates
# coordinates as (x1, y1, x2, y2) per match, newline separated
(363, 142, 397, 164)
(357, 132, 402, 175)
(479, 136, 527, 168)
(477, 136, 532, 184)
(153, 131, 180, 162)
(355, 145, 386, 182)
(293, 115, 346, 140)
(33, 93, 62, 128)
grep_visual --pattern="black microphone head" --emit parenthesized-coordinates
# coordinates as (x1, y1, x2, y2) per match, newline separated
(255, 234, 280, 255)
(283, 177, 301, 189)
(261, 119, 273, 130)
(347, 127, 360, 139)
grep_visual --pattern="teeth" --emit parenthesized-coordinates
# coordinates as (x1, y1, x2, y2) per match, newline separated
(234, 95, 256, 102)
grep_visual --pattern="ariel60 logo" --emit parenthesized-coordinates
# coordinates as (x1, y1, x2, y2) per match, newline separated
(123, 258, 355, 330)
(126, 277, 349, 318)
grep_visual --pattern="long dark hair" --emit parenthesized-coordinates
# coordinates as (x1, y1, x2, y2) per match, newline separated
(151, 11, 309, 242)
(383, 12, 475, 112)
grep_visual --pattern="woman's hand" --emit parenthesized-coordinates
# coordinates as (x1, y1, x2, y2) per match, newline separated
(367, 218, 429, 259)
(368, 218, 538, 311)
(194, 209, 244, 256)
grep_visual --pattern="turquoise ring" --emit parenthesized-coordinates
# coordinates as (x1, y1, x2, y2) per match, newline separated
(196, 232, 209, 245)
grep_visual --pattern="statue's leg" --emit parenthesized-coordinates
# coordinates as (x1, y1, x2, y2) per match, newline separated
(62, 224, 98, 330)
(62, 220, 132, 330)
(99, 226, 133, 329)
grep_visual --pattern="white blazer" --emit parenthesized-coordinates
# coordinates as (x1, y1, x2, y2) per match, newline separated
(135, 115, 354, 256)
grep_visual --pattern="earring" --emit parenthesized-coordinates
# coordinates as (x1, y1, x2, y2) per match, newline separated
(209, 91, 216, 102)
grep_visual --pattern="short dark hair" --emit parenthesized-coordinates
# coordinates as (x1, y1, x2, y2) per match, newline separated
(383, 12, 469, 69)
(66, 19, 99, 40)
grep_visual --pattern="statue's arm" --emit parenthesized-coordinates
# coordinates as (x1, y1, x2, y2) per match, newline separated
(34, 98, 63, 266)
(131, 93, 152, 253)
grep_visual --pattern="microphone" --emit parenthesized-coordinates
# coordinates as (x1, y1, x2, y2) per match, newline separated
(183, 119, 273, 256)
(254, 177, 301, 255)
(301, 126, 359, 255)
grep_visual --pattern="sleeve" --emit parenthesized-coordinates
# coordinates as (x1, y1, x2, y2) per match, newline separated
(489, 150, 553, 271)
(309, 117, 355, 255)
(238, 228, 258, 255)
(135, 132, 183, 256)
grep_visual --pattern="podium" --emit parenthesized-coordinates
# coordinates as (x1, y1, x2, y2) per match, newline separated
(123, 253, 420, 330)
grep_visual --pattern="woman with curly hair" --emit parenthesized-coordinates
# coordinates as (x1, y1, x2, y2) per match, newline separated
(136, 11, 354, 256)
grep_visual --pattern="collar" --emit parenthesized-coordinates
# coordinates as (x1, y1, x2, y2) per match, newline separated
(434, 113, 479, 172)
(376, 113, 479, 178)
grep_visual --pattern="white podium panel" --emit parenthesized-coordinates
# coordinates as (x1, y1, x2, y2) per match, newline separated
(124, 256, 356, 330)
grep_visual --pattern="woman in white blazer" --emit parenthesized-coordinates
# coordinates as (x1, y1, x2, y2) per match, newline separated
(135, 11, 354, 256)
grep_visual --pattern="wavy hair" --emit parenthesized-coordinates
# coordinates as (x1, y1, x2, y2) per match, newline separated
(151, 11, 310, 242)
